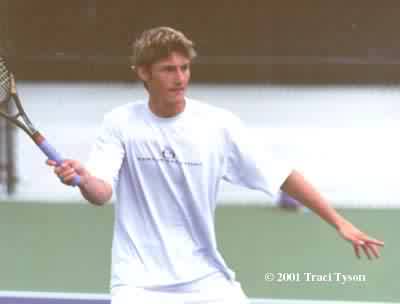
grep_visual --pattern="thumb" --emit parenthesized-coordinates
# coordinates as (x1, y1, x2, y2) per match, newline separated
(46, 159, 57, 166)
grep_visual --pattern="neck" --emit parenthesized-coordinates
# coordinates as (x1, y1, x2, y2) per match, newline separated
(148, 97, 186, 118)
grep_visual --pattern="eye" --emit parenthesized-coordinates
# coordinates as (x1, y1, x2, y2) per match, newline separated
(181, 64, 189, 72)
(164, 66, 175, 72)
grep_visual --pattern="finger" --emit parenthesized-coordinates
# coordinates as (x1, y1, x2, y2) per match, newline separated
(46, 160, 57, 166)
(361, 244, 372, 260)
(63, 172, 78, 184)
(54, 166, 61, 175)
(62, 159, 79, 168)
(365, 238, 384, 247)
(367, 243, 380, 259)
(60, 162, 70, 170)
(60, 168, 75, 180)
(353, 243, 361, 259)
(55, 166, 72, 179)
(54, 165, 68, 175)
(60, 173, 73, 185)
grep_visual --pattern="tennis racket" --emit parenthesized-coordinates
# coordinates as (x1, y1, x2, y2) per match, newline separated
(0, 56, 80, 186)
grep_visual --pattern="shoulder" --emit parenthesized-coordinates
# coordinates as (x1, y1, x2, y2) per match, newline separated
(187, 97, 240, 127)
(103, 101, 146, 126)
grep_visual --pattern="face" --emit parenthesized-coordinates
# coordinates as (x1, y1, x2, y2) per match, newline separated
(138, 51, 191, 108)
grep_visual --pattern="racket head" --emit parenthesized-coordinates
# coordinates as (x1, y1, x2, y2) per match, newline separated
(0, 56, 37, 138)
(0, 56, 12, 104)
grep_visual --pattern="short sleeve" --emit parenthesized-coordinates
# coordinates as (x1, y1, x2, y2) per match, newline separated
(86, 113, 125, 189)
(222, 113, 293, 197)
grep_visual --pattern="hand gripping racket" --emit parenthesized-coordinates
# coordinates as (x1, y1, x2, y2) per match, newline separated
(0, 56, 80, 186)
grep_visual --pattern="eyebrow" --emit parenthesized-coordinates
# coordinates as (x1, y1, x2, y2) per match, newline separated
(160, 63, 190, 70)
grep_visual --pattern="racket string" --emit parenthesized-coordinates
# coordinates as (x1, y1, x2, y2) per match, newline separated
(0, 75, 10, 86)
(0, 57, 38, 137)
(0, 75, 11, 102)
(0, 59, 11, 101)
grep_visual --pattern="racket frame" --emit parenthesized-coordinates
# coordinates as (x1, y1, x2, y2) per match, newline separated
(0, 58, 81, 186)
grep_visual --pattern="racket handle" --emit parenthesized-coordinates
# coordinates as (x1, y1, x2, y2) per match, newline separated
(37, 138, 81, 187)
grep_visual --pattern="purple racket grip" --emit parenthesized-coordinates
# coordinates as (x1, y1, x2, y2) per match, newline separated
(38, 139, 81, 186)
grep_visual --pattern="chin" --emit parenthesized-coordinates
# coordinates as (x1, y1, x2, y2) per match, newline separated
(169, 95, 185, 105)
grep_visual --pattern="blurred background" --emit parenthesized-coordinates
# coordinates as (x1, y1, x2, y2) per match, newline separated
(0, 1, 399, 302)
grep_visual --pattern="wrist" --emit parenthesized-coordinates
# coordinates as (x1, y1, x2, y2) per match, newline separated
(333, 216, 349, 231)
(78, 172, 91, 189)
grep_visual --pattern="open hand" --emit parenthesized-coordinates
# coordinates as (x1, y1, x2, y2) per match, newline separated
(337, 220, 384, 259)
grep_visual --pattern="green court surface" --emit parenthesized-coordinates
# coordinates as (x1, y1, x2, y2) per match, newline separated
(0, 202, 397, 302)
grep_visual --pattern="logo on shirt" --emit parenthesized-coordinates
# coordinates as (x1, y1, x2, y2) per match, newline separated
(161, 148, 176, 160)
(137, 146, 202, 167)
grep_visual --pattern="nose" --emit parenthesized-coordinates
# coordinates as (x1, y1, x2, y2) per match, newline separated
(175, 69, 186, 84)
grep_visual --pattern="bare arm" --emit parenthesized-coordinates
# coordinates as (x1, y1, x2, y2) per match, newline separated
(281, 170, 384, 259)
(47, 160, 112, 206)
(281, 170, 345, 229)
(78, 172, 112, 206)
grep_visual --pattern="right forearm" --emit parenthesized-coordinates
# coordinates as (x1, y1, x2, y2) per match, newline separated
(79, 175, 112, 206)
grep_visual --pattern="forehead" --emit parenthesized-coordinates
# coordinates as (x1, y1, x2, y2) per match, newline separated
(154, 51, 190, 66)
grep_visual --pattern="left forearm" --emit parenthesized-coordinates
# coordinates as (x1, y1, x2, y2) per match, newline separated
(280, 170, 384, 259)
(281, 170, 347, 229)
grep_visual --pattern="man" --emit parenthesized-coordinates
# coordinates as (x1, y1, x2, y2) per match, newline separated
(47, 27, 384, 304)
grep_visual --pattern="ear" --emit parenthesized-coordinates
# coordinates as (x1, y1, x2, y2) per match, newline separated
(136, 65, 151, 82)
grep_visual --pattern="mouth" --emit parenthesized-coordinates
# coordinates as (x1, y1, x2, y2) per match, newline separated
(169, 87, 185, 93)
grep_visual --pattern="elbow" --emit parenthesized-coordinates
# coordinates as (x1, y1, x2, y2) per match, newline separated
(88, 196, 111, 207)
(80, 177, 113, 207)
(85, 188, 113, 207)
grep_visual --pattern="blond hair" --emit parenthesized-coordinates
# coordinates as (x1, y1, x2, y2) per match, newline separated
(131, 26, 197, 69)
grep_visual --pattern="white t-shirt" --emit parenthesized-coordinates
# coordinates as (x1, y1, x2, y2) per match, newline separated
(86, 98, 292, 289)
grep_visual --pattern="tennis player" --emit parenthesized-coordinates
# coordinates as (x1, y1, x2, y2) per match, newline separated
(47, 27, 384, 304)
